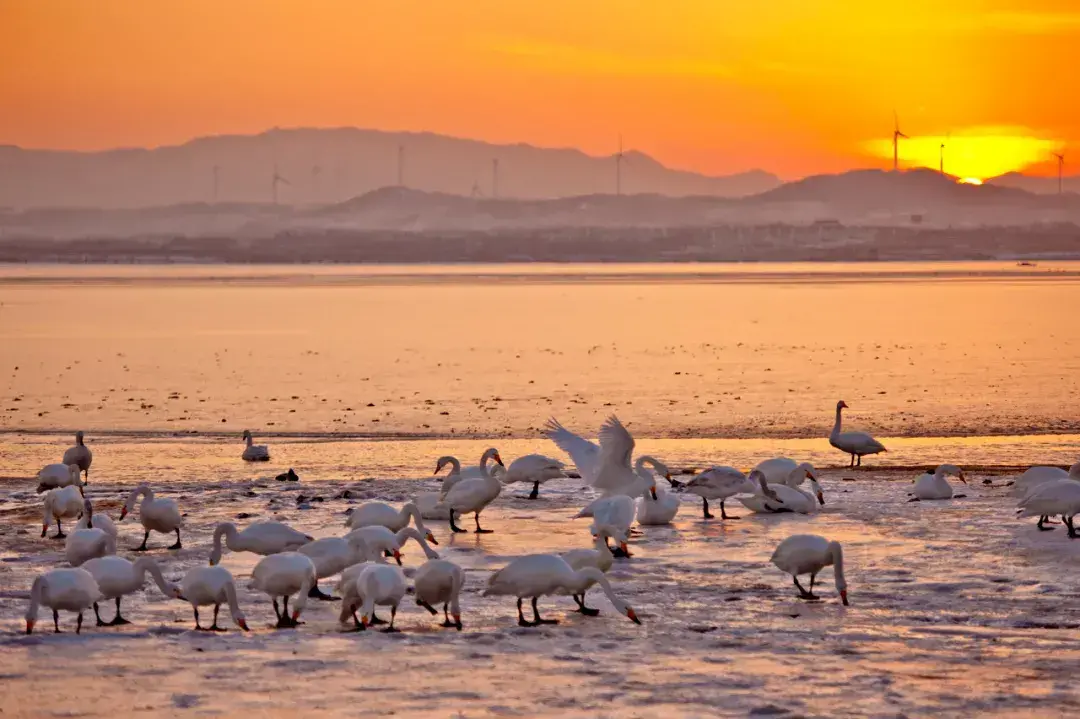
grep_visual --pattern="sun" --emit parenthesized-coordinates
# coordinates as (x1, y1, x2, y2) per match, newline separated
(958, 177, 983, 185)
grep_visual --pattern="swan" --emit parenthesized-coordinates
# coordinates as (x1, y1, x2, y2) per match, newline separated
(62, 431, 93, 482)
(25, 567, 102, 634)
(502, 454, 566, 499)
(670, 466, 755, 519)
(208, 520, 314, 566)
(249, 551, 317, 628)
(738, 471, 823, 514)
(543, 418, 602, 483)
(412, 559, 465, 630)
(436, 449, 504, 499)
(829, 400, 886, 467)
(483, 553, 641, 627)
(439, 449, 505, 533)
(910, 464, 966, 501)
(339, 563, 408, 632)
(345, 501, 436, 546)
(1012, 462, 1080, 498)
(574, 492, 643, 557)
(75, 497, 117, 539)
(771, 534, 849, 604)
(633, 457, 678, 525)
(1017, 479, 1080, 537)
(119, 484, 184, 550)
(42, 485, 84, 539)
(754, 458, 820, 489)
(81, 556, 182, 626)
(297, 534, 373, 600)
(344, 525, 440, 564)
(178, 566, 249, 631)
(37, 463, 83, 492)
(415, 491, 451, 520)
(561, 525, 627, 613)
(241, 430, 270, 462)
(590, 416, 656, 498)
(64, 499, 116, 566)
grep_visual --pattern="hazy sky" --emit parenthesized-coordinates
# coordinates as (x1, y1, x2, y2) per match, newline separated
(2, 0, 1077, 179)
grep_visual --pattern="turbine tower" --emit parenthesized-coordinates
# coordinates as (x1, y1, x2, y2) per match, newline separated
(892, 112, 908, 172)
(492, 158, 500, 198)
(615, 134, 626, 195)
(271, 165, 290, 205)
(1054, 152, 1065, 195)
(939, 140, 945, 175)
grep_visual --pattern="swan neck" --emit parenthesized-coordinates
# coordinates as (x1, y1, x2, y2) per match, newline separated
(831, 406, 843, 439)
(831, 543, 847, 591)
(223, 578, 243, 622)
(449, 565, 465, 616)
(26, 576, 44, 622)
(136, 558, 173, 595)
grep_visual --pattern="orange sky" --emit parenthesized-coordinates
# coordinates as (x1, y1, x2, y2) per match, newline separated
(1, 0, 1078, 179)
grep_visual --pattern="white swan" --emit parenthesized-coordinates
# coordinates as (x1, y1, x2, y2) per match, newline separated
(65, 499, 116, 566)
(25, 567, 102, 634)
(829, 400, 886, 467)
(339, 563, 408, 632)
(42, 485, 84, 539)
(1017, 479, 1080, 537)
(436, 449, 504, 499)
(75, 497, 117, 539)
(738, 471, 823, 515)
(1012, 462, 1080, 498)
(910, 464, 966, 501)
(634, 457, 678, 525)
(771, 534, 849, 604)
(670, 465, 755, 519)
(37, 463, 83, 492)
(249, 551, 317, 628)
(62, 431, 93, 482)
(439, 449, 505, 533)
(412, 559, 466, 630)
(241, 429, 270, 462)
(754, 458, 820, 488)
(178, 566, 249, 631)
(345, 501, 435, 546)
(574, 492, 642, 557)
(502, 453, 567, 499)
(209, 520, 314, 566)
(343, 525, 440, 564)
(543, 418, 602, 483)
(483, 553, 641, 626)
(119, 484, 184, 550)
(81, 556, 181, 625)
(590, 416, 655, 497)
(297, 534, 373, 600)
(561, 524, 628, 574)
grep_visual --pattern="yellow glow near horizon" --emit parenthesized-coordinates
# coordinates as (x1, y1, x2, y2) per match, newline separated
(865, 128, 1062, 180)
(959, 177, 984, 185)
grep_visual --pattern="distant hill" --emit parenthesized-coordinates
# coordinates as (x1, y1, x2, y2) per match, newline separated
(986, 171, 1080, 195)
(0, 128, 780, 209)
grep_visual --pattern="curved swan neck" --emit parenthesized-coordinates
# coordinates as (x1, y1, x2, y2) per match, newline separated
(134, 557, 173, 595)
(26, 576, 45, 622)
(126, 485, 152, 511)
(402, 503, 426, 533)
(210, 523, 237, 563)
(449, 565, 465, 616)
(437, 456, 461, 475)
(831, 405, 844, 439)
(76, 432, 85, 446)
(244, 433, 253, 447)
(223, 578, 244, 623)
(830, 542, 847, 591)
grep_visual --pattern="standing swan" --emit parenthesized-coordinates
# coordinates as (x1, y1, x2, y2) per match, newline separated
(37, 463, 83, 493)
(25, 567, 102, 634)
(297, 534, 373, 600)
(339, 563, 408, 632)
(178, 566, 249, 631)
(241, 430, 270, 462)
(249, 552, 317, 628)
(120, 484, 184, 550)
(771, 534, 849, 604)
(42, 485, 85, 539)
(910, 464, 966, 501)
(62, 431, 93, 483)
(829, 400, 886, 468)
(1017, 479, 1080, 537)
(346, 501, 436, 545)
(81, 556, 182, 625)
(440, 450, 505, 533)
(502, 454, 567, 499)
(483, 553, 641, 627)
(208, 521, 314, 566)
(670, 465, 755, 519)
(412, 559, 466, 630)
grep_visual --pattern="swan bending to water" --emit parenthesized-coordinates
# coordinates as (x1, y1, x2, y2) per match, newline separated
(209, 521, 314, 566)
(178, 566, 249, 631)
(1017, 479, 1080, 537)
(82, 556, 181, 626)
(344, 526, 440, 565)
(771, 534, 849, 604)
(75, 497, 117, 539)
(249, 552, 317, 628)
(637, 484, 680, 525)
(25, 568, 102, 634)
(65, 500, 116, 566)
(670, 465, 755, 520)
(560, 525, 628, 614)
(62, 431, 93, 482)
(575, 492, 645, 558)
(298, 535, 373, 600)
(439, 450, 505, 533)
(37, 463, 83, 493)
(120, 484, 184, 550)
(829, 400, 886, 468)
(754, 458, 820, 488)
(346, 501, 435, 544)
(910, 464, 966, 501)
(1013, 463, 1080, 529)
(738, 472, 822, 514)
(483, 553, 641, 627)
(339, 563, 408, 632)
(42, 485, 84, 539)
(412, 559, 466, 630)
(543, 418, 602, 484)
(241, 430, 270, 462)
(502, 453, 566, 499)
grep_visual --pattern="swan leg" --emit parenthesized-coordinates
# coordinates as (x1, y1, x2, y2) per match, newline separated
(272, 598, 281, 622)
(381, 605, 400, 633)
(54, 520, 66, 540)
(702, 498, 715, 520)
(793, 576, 818, 600)
(1037, 515, 1055, 531)
(53, 610, 61, 633)
(109, 596, 131, 626)
(368, 610, 388, 625)
(720, 500, 739, 520)
(208, 603, 228, 631)
(76, 612, 84, 635)
(440, 602, 462, 630)
(134, 530, 150, 552)
(275, 596, 300, 628)
(573, 594, 600, 617)
(531, 597, 559, 625)
(307, 584, 338, 601)
(849, 454, 855, 468)
(528, 481, 540, 500)
(611, 544, 632, 559)
(1066, 516, 1079, 539)
(168, 528, 182, 550)
(94, 602, 107, 627)
(193, 606, 204, 630)
(474, 512, 493, 534)
(449, 510, 467, 534)
(517, 598, 535, 627)
(857, 455, 862, 467)
(418, 599, 438, 615)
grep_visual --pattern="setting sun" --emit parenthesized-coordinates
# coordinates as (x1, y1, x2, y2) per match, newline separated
(865, 128, 1062, 180)
(959, 177, 984, 185)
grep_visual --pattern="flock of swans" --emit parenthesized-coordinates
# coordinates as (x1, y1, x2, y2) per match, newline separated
(23, 399, 1080, 636)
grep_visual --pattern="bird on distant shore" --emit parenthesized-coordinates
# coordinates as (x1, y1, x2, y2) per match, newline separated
(829, 401, 886, 468)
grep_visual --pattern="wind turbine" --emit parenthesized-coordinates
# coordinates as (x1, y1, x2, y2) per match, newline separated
(1054, 152, 1065, 194)
(271, 165, 290, 205)
(892, 112, 908, 172)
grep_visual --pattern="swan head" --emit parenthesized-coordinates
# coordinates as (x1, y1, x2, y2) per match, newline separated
(75, 430, 85, 444)
(393, 548, 403, 565)
(809, 478, 825, 505)
(840, 589, 849, 605)
(25, 618, 35, 635)
(119, 505, 128, 521)
(242, 429, 252, 442)
(937, 464, 965, 483)
(492, 451, 504, 467)
(236, 617, 250, 631)
(424, 530, 439, 546)
(434, 456, 455, 475)
(836, 400, 848, 410)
